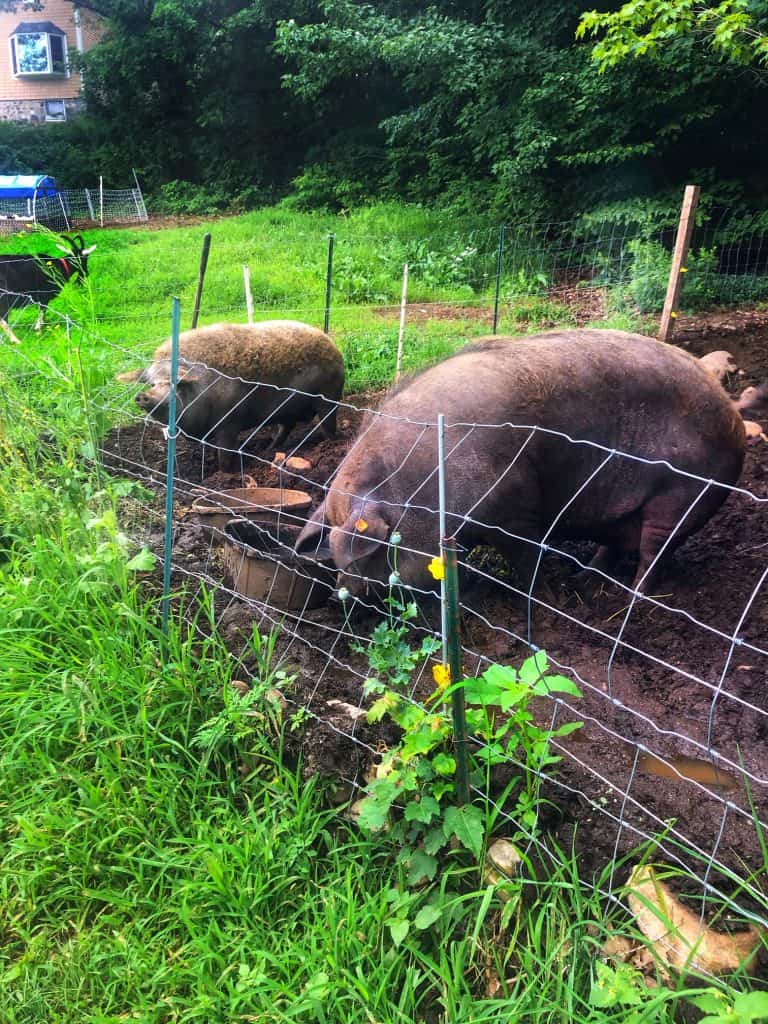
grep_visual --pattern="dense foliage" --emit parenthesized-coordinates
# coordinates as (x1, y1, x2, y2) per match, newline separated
(0, 1, 766, 218)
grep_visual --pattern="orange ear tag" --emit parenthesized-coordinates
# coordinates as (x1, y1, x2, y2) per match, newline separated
(354, 518, 368, 532)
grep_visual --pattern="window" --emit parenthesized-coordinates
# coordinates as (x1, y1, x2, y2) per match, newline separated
(44, 99, 66, 122)
(10, 23, 68, 77)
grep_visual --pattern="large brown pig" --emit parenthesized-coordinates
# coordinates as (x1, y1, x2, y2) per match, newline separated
(119, 320, 344, 469)
(295, 329, 745, 599)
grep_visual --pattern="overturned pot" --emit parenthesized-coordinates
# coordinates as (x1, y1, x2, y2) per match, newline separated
(192, 486, 312, 539)
(223, 518, 336, 611)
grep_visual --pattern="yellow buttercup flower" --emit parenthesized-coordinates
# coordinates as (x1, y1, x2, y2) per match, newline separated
(428, 555, 444, 580)
(432, 664, 451, 689)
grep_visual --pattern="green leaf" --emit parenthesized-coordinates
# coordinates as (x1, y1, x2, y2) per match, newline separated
(404, 795, 440, 824)
(518, 651, 549, 685)
(532, 673, 582, 697)
(414, 902, 443, 929)
(367, 693, 398, 723)
(589, 961, 644, 1009)
(457, 675, 499, 706)
(480, 663, 518, 688)
(734, 992, 768, 1021)
(356, 778, 398, 831)
(688, 992, 728, 1016)
(552, 721, 583, 737)
(431, 752, 456, 776)
(424, 827, 448, 855)
(407, 849, 438, 886)
(125, 547, 156, 572)
(356, 799, 390, 832)
(401, 722, 443, 759)
(443, 803, 484, 858)
(387, 917, 410, 946)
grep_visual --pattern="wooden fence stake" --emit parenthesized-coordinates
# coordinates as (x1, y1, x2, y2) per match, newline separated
(191, 232, 211, 329)
(658, 185, 700, 343)
(394, 263, 409, 381)
(243, 264, 254, 324)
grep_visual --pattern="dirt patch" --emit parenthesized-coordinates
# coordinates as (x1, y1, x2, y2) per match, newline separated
(375, 302, 496, 324)
(102, 310, 768, 917)
(374, 286, 607, 329)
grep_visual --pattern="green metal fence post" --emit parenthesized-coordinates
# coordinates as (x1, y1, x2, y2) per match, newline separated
(443, 536, 471, 806)
(161, 297, 181, 659)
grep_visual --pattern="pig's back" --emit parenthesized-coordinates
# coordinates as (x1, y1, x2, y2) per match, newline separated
(153, 321, 344, 390)
(380, 329, 744, 472)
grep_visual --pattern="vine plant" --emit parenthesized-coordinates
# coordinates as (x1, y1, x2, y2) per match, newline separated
(353, 599, 582, 885)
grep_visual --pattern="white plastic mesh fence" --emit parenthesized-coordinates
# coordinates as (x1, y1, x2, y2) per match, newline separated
(0, 186, 148, 234)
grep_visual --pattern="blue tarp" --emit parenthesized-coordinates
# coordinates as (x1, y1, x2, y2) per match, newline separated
(0, 175, 58, 200)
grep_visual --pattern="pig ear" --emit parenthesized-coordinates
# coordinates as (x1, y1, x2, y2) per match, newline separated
(295, 506, 332, 561)
(178, 367, 204, 385)
(329, 507, 390, 573)
(116, 368, 143, 383)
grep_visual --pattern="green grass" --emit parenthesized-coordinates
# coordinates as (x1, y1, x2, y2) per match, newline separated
(0, 474, 755, 1021)
(0, 203, 631, 392)
(0, 207, 764, 1021)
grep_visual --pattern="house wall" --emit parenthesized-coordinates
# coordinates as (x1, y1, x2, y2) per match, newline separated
(0, 2, 103, 123)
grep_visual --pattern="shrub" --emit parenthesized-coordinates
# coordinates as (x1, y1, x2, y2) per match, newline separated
(156, 180, 233, 216)
(625, 238, 670, 312)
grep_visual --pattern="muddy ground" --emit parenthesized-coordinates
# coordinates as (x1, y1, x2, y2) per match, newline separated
(102, 305, 768, 920)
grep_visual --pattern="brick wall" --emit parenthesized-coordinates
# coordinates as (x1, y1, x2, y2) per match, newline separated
(0, 0, 104, 120)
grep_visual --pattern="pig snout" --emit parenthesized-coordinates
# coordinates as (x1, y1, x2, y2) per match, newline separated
(295, 501, 437, 602)
(135, 386, 170, 421)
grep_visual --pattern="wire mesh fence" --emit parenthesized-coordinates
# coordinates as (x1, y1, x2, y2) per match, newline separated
(2, 201, 768, 957)
(70, 319, 766, 942)
(65, 203, 768, 381)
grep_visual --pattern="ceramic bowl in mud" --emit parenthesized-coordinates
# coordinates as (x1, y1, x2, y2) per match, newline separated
(223, 519, 336, 611)
(192, 486, 312, 539)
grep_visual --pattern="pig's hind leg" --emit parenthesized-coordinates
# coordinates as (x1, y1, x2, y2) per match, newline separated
(571, 525, 641, 596)
(268, 422, 291, 450)
(630, 492, 700, 594)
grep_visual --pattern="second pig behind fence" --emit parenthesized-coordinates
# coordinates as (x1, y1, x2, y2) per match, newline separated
(295, 328, 746, 603)
(119, 320, 345, 470)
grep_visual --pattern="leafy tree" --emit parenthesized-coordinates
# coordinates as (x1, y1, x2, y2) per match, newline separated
(275, 1, 768, 217)
(0, 0, 765, 218)
(578, 1, 768, 69)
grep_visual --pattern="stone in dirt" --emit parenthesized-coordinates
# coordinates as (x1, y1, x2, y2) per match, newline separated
(743, 420, 766, 441)
(484, 839, 523, 901)
(272, 454, 313, 472)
